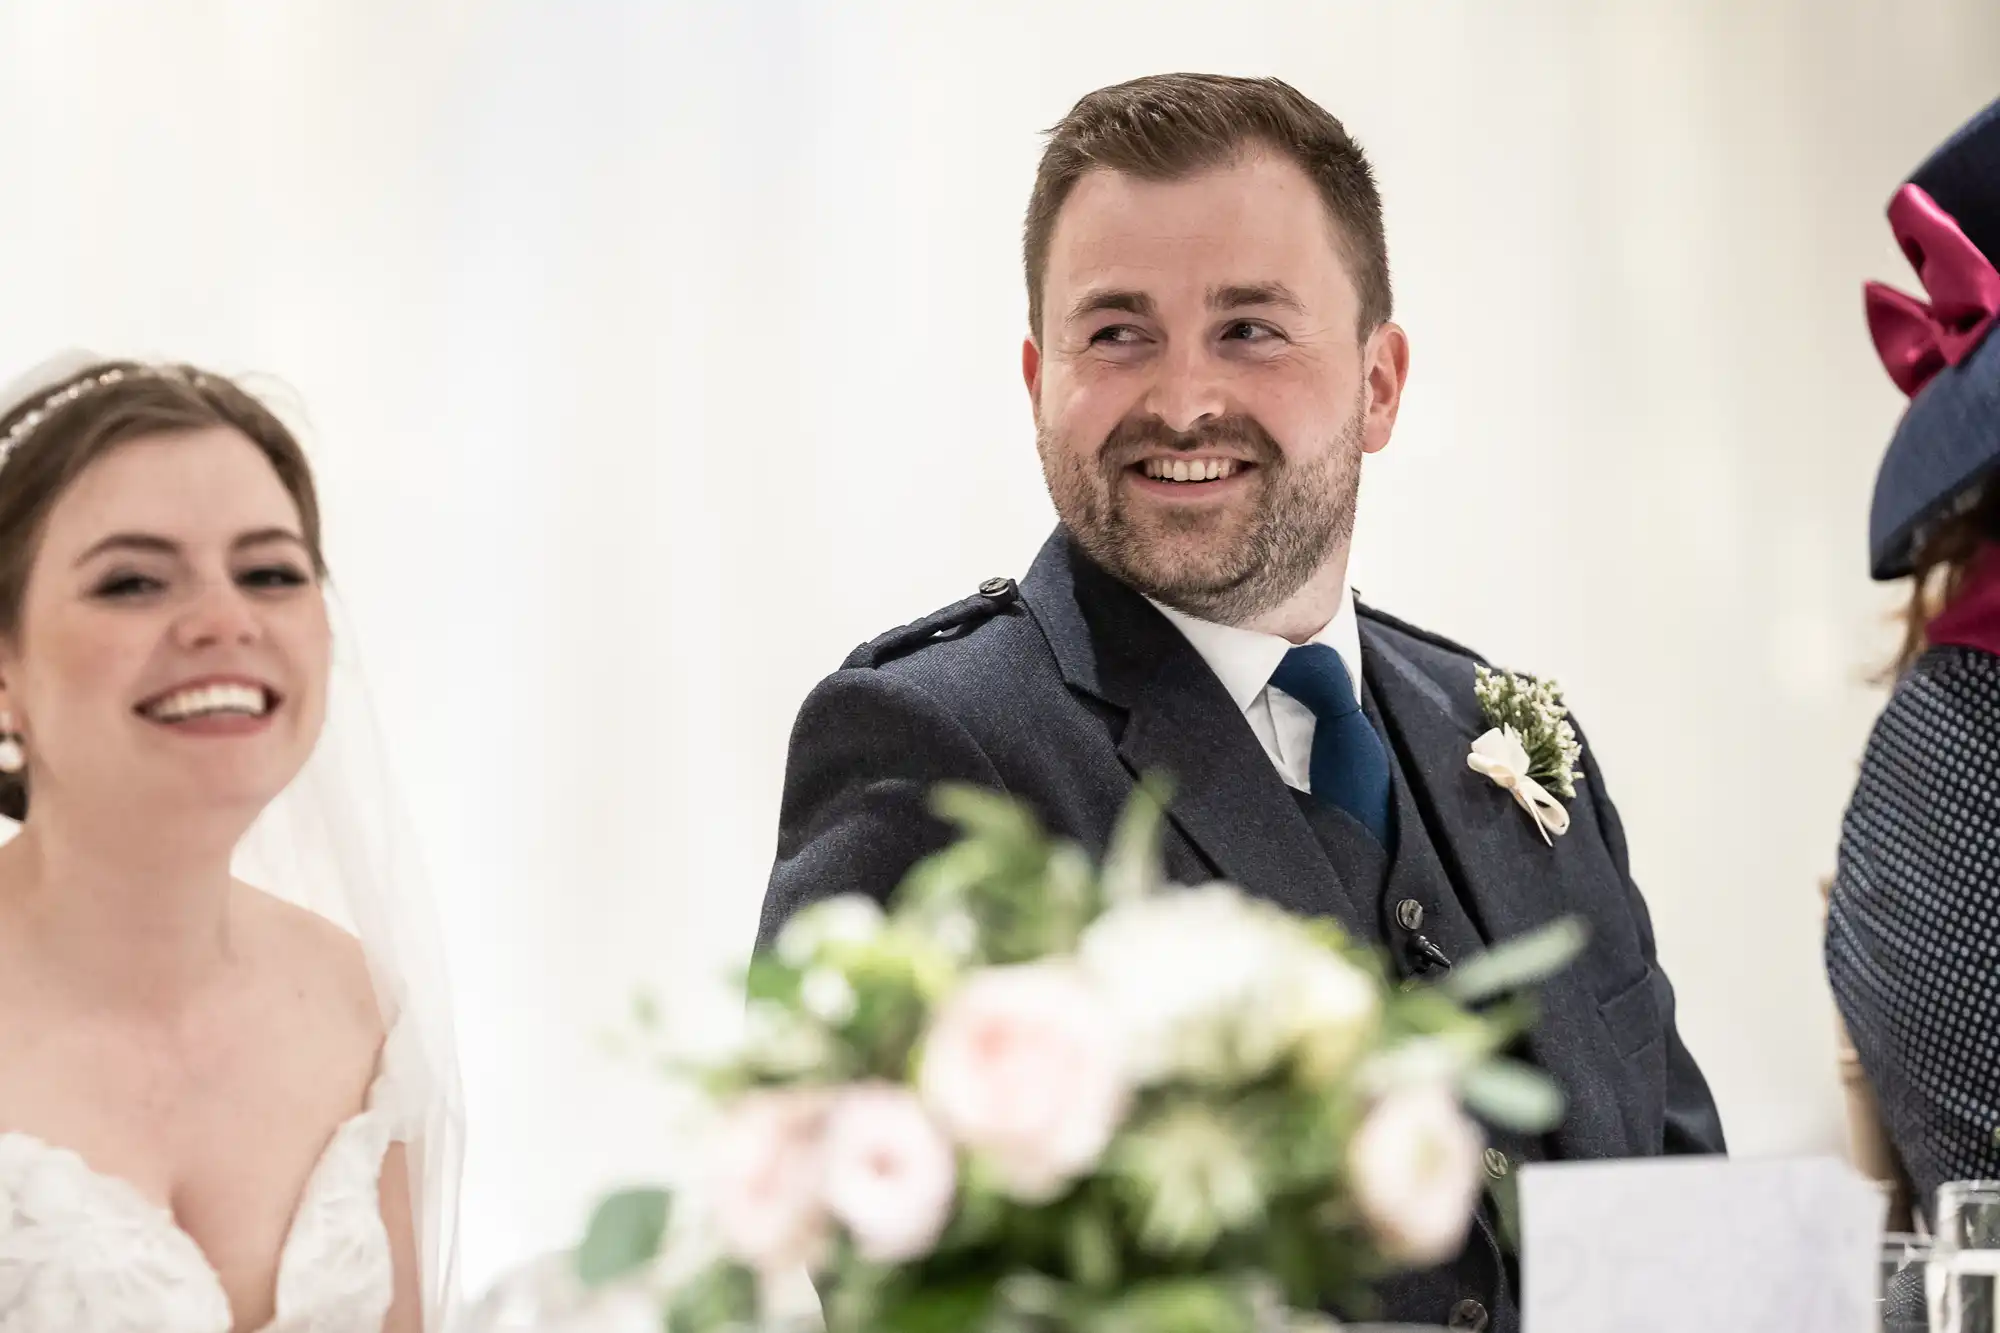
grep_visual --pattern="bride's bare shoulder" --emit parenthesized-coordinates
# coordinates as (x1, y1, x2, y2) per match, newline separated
(236, 883, 387, 1045)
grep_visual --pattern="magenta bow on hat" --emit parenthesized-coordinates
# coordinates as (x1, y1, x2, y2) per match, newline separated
(1865, 183, 2000, 398)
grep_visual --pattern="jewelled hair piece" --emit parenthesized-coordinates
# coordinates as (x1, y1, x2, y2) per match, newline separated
(0, 364, 193, 473)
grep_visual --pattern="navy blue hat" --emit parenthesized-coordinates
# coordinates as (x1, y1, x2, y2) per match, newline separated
(1866, 96, 2000, 581)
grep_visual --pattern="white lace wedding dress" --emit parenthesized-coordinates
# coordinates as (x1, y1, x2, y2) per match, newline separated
(0, 1021, 421, 1333)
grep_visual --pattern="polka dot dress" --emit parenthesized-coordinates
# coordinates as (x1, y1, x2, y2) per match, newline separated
(1827, 644, 2000, 1212)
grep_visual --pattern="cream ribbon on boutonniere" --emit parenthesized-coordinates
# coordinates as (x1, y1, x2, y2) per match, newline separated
(1467, 727, 1571, 844)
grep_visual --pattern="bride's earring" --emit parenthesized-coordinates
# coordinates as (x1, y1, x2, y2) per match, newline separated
(0, 714, 25, 775)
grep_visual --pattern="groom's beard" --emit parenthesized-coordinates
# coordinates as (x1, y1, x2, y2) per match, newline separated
(1037, 402, 1365, 628)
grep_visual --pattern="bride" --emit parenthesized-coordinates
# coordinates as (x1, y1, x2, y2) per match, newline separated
(0, 356, 461, 1331)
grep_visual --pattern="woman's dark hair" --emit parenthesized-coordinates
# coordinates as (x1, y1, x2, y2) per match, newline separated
(1888, 474, 2000, 678)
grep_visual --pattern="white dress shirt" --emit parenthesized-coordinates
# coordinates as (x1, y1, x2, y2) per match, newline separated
(1149, 591, 1365, 795)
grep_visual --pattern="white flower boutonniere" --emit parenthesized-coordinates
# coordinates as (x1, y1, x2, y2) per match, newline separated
(1468, 666, 1584, 844)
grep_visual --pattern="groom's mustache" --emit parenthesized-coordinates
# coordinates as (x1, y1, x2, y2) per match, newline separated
(1098, 413, 1284, 472)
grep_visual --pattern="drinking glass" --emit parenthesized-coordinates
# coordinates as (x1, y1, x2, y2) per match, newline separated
(1878, 1232, 1929, 1332)
(1928, 1182, 2000, 1333)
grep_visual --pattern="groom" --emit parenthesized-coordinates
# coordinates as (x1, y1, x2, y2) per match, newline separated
(761, 74, 1724, 1332)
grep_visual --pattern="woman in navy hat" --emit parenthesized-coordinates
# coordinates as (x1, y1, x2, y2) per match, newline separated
(1826, 95, 2000, 1219)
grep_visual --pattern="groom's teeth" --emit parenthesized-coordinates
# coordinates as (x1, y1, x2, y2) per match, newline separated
(146, 683, 269, 722)
(1141, 458, 1242, 482)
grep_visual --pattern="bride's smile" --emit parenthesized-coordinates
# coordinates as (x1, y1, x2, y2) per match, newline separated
(138, 677, 282, 732)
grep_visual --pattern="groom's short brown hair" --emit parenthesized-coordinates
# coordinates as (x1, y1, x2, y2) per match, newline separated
(1023, 73, 1392, 341)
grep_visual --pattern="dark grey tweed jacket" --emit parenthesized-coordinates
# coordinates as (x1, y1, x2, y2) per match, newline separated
(1828, 643, 2000, 1211)
(762, 531, 1725, 1332)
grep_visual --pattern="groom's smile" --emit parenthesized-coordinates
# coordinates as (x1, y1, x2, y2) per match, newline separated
(1138, 454, 1248, 484)
(1131, 453, 1254, 489)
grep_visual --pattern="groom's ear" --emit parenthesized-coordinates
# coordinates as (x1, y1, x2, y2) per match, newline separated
(1022, 336, 1043, 413)
(1360, 320, 1410, 456)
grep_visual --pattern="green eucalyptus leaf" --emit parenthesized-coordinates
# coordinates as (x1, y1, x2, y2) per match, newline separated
(1462, 1057, 1566, 1133)
(929, 783, 1047, 844)
(1380, 985, 1486, 1039)
(1458, 994, 1538, 1048)
(1081, 1277, 1258, 1333)
(743, 956, 801, 1004)
(1101, 777, 1172, 905)
(900, 839, 1005, 910)
(1042, 841, 1101, 948)
(575, 1187, 670, 1287)
(1066, 1194, 1123, 1292)
(665, 1262, 757, 1332)
(1443, 917, 1589, 1005)
(821, 1255, 894, 1333)
(1488, 1169, 1524, 1256)
(876, 1283, 997, 1333)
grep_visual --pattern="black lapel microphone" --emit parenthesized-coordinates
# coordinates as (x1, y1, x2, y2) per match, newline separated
(1412, 933, 1453, 972)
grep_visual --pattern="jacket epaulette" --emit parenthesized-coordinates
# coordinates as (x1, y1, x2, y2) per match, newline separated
(1355, 598, 1491, 666)
(840, 577, 1023, 670)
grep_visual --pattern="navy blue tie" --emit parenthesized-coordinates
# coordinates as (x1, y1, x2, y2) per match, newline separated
(1269, 643, 1393, 846)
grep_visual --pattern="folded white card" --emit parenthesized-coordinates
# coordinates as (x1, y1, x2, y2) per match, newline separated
(1520, 1155, 1885, 1333)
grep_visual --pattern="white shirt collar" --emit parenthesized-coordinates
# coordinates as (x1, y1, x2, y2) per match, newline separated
(1148, 589, 1365, 711)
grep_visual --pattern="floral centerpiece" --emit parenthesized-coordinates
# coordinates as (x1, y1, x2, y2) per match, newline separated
(571, 784, 1582, 1332)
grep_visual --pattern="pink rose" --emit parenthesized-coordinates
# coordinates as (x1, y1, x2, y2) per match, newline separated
(708, 1088, 832, 1274)
(919, 962, 1130, 1202)
(1348, 1084, 1486, 1267)
(822, 1084, 958, 1263)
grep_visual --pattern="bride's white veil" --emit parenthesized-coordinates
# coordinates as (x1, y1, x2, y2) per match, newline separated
(0, 352, 465, 1328)
(233, 595, 465, 1328)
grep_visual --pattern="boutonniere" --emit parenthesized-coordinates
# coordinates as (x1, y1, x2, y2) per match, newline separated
(1467, 666, 1584, 844)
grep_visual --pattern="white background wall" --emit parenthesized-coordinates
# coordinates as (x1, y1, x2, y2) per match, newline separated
(2, 0, 1996, 1294)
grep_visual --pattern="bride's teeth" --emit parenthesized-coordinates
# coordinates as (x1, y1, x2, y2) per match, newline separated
(148, 683, 269, 721)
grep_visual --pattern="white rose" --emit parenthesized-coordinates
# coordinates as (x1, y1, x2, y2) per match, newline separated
(1275, 942, 1381, 1085)
(931, 909, 980, 961)
(1347, 1084, 1486, 1267)
(919, 962, 1130, 1202)
(800, 968, 858, 1025)
(707, 1088, 832, 1274)
(742, 999, 837, 1076)
(822, 1083, 959, 1263)
(776, 894, 885, 966)
(1079, 885, 1293, 1083)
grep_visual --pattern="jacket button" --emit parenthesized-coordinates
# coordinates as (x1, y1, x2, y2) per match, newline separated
(1395, 898, 1425, 931)
(978, 576, 1017, 601)
(1483, 1148, 1511, 1179)
(1447, 1298, 1490, 1331)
